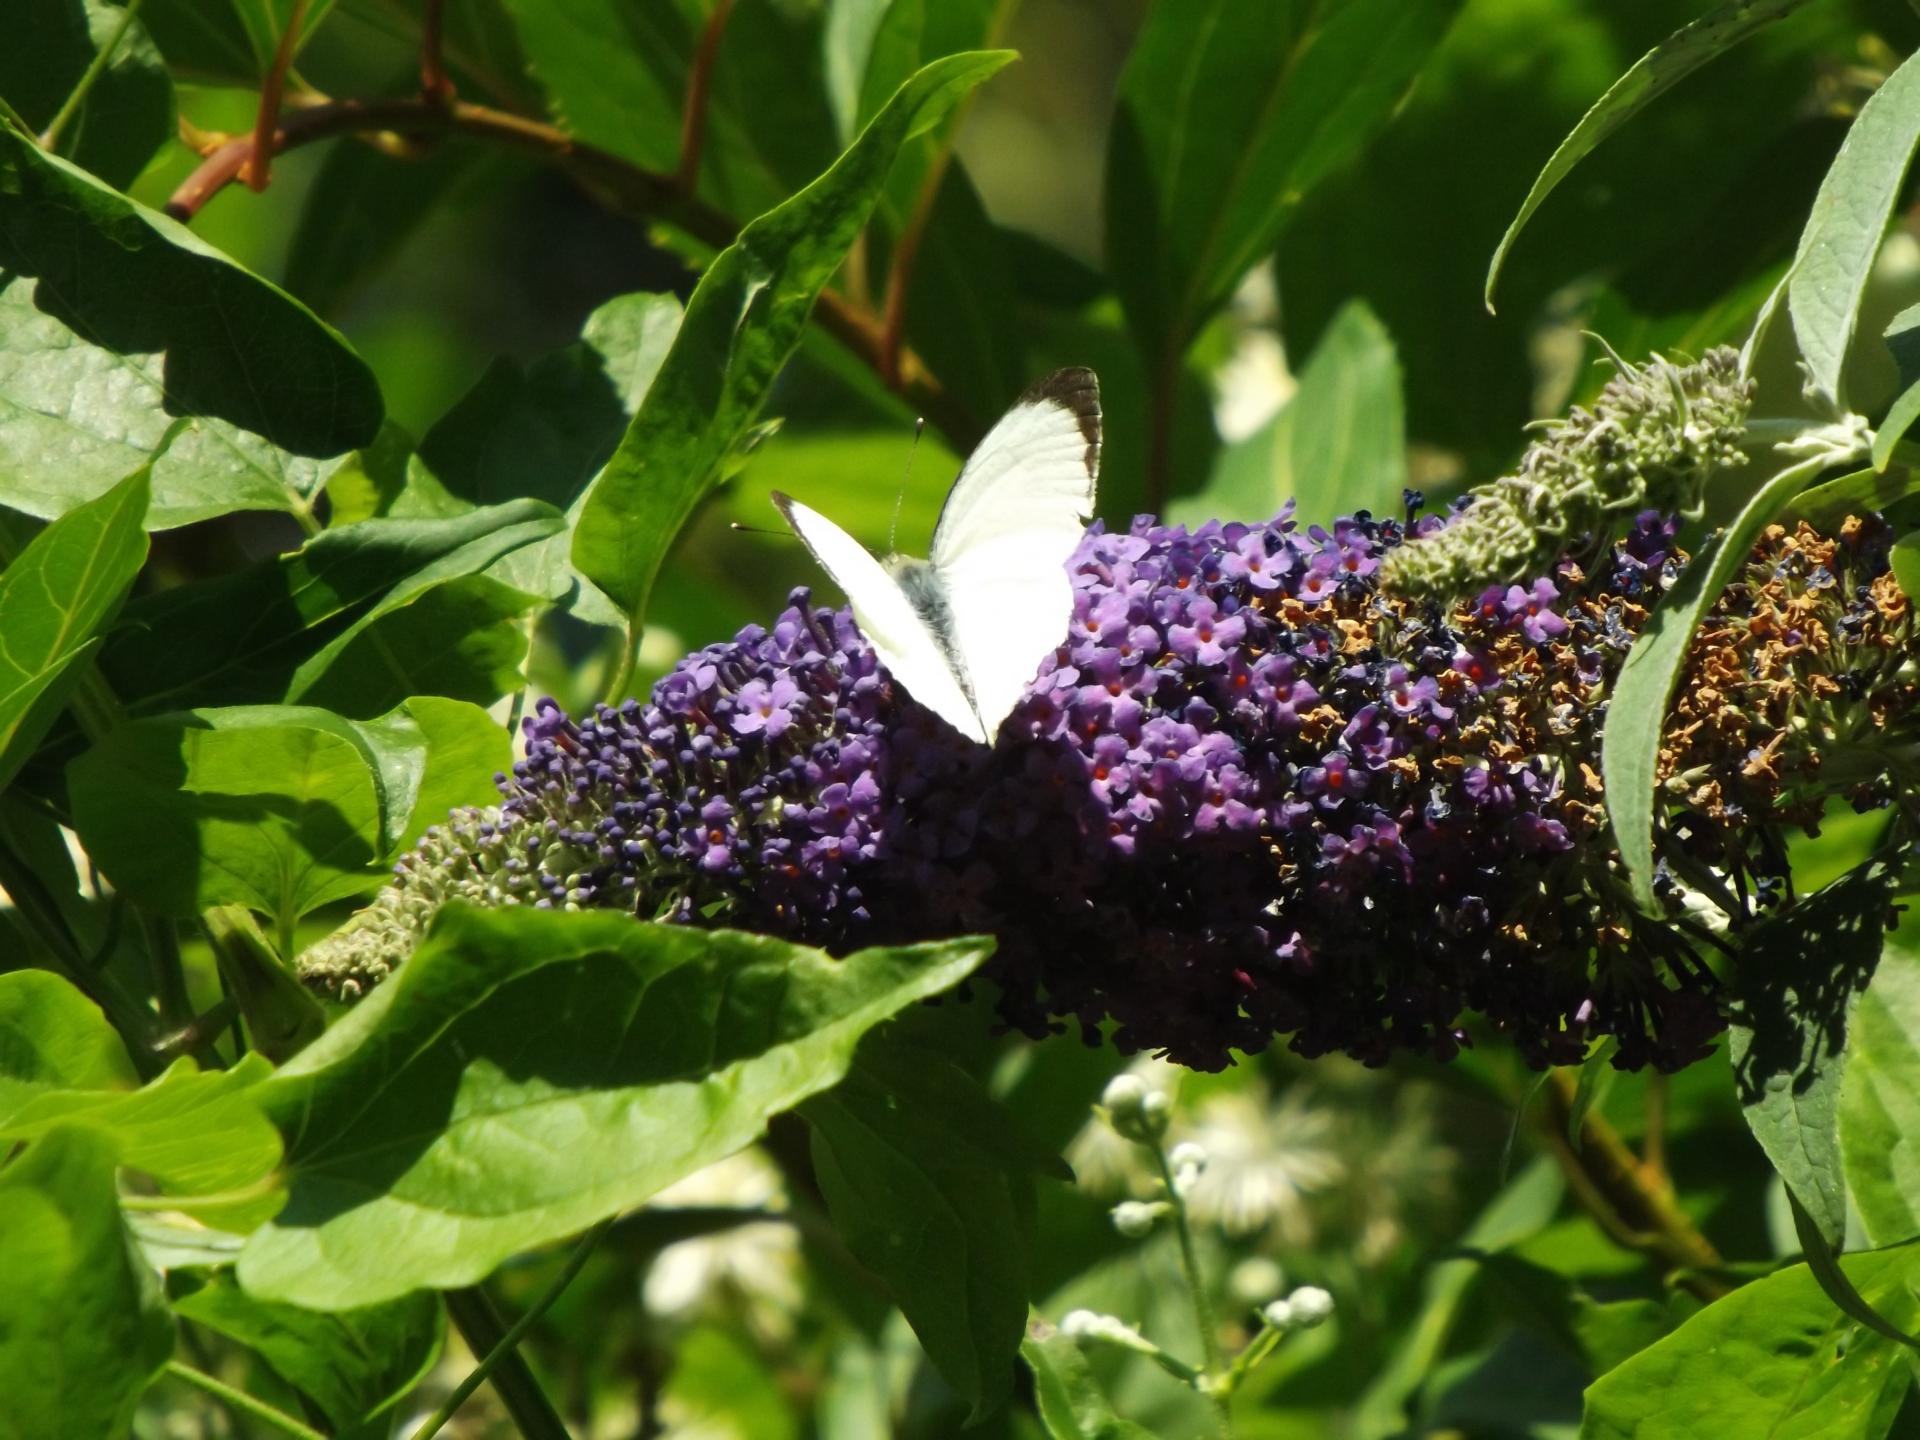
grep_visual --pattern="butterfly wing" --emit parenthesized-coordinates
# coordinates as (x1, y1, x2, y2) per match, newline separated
(772, 492, 988, 743)
(929, 368, 1101, 736)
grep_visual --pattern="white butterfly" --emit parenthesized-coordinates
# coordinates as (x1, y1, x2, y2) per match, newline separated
(773, 368, 1101, 745)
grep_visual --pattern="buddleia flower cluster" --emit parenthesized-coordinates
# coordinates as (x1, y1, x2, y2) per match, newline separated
(301, 480, 1918, 1073)
(1378, 346, 1753, 600)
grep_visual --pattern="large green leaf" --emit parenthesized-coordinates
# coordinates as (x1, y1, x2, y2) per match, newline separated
(572, 49, 1014, 633)
(100, 500, 561, 715)
(0, 970, 137, 1117)
(1728, 861, 1893, 1252)
(0, 465, 149, 790)
(0, 0, 175, 188)
(0, 1054, 282, 1226)
(139, 0, 336, 82)
(70, 707, 384, 923)
(236, 907, 992, 1308)
(804, 1037, 1061, 1418)
(1175, 298, 1405, 528)
(1602, 454, 1839, 913)
(1788, 45, 1920, 414)
(1842, 929, 1920, 1247)
(1580, 1244, 1920, 1438)
(1485, 0, 1814, 309)
(0, 1128, 175, 1440)
(175, 1276, 443, 1430)
(1104, 0, 1460, 359)
(0, 125, 381, 525)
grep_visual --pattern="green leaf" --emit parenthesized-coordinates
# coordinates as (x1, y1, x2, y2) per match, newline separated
(1841, 928, 1920, 1246)
(1471, 1252, 1679, 1375)
(69, 707, 384, 923)
(0, 0, 175, 188)
(572, 49, 1015, 630)
(0, 970, 137, 1117)
(0, 1053, 283, 1227)
(1788, 46, 1920, 413)
(0, 465, 149, 790)
(350, 695, 512, 858)
(102, 500, 560, 715)
(1485, 0, 1813, 310)
(1580, 1243, 1920, 1439)
(1893, 534, 1920, 602)
(1728, 861, 1894, 1251)
(804, 1037, 1059, 1417)
(1785, 463, 1920, 523)
(1603, 453, 1838, 913)
(1104, 0, 1460, 358)
(0, 125, 382, 524)
(236, 907, 992, 1309)
(1022, 1331, 1159, 1440)
(175, 1276, 443, 1430)
(139, 0, 335, 82)
(0, 1128, 174, 1440)
(1871, 383, 1920, 473)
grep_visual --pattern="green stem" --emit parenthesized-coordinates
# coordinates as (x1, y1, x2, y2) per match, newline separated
(163, 1360, 326, 1440)
(140, 911, 193, 1031)
(433, 1225, 612, 1440)
(601, 622, 639, 707)
(39, 0, 148, 151)
(1152, 1143, 1232, 1435)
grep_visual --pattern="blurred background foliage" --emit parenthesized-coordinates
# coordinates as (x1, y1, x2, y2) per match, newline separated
(8, 0, 1920, 1434)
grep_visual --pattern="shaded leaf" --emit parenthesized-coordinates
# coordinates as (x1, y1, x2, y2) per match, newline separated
(0, 0, 175, 188)
(1788, 45, 1920, 412)
(1486, 0, 1813, 309)
(573, 49, 1014, 630)
(0, 129, 381, 525)
(1841, 928, 1920, 1246)
(0, 1128, 174, 1440)
(0, 970, 137, 1117)
(236, 907, 992, 1308)
(1728, 860, 1894, 1251)
(0, 466, 149, 790)
(1580, 1243, 1920, 1438)
(1603, 454, 1839, 912)
(103, 500, 560, 715)
(804, 1037, 1059, 1417)
(1105, 0, 1460, 358)
(139, 0, 335, 82)
(175, 1276, 443, 1430)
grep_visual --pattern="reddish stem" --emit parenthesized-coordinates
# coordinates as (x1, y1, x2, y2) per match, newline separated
(677, 0, 736, 195)
(244, 0, 310, 191)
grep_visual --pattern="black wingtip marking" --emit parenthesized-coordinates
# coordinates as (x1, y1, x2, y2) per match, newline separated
(1019, 367, 1101, 476)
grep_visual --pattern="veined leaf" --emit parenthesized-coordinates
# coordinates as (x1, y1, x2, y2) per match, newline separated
(1, 0, 175, 188)
(236, 907, 992, 1309)
(1841, 929, 1920, 1246)
(1485, 0, 1814, 310)
(572, 49, 1014, 635)
(1023, 1331, 1159, 1440)
(0, 970, 138, 1116)
(1788, 45, 1920, 413)
(0, 124, 381, 525)
(0, 466, 149, 790)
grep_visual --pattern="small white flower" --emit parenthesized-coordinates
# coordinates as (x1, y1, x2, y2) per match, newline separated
(1061, 1310, 1153, 1354)
(1168, 1141, 1208, 1197)
(1261, 1298, 1294, 1329)
(1110, 1200, 1165, 1238)
(1285, 1286, 1334, 1328)
(1101, 1072, 1171, 1144)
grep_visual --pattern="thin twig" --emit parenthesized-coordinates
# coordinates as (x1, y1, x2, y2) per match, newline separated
(39, 0, 148, 151)
(676, 0, 735, 195)
(419, 0, 454, 104)
(163, 93, 978, 445)
(439, 1264, 592, 1440)
(245, 0, 311, 191)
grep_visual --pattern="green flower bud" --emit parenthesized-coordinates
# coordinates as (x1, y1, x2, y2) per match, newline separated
(1101, 1073, 1172, 1143)
(1380, 345, 1753, 600)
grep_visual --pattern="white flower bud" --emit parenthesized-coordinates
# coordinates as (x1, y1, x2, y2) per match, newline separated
(1285, 1286, 1333, 1328)
(1111, 1200, 1164, 1237)
(1101, 1075, 1171, 1143)
(1168, 1140, 1207, 1196)
(1261, 1298, 1293, 1329)
(1060, 1309, 1153, 1353)
(1228, 1256, 1284, 1304)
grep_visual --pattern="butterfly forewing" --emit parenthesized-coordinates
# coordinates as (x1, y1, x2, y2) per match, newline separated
(770, 492, 988, 743)
(929, 369, 1101, 733)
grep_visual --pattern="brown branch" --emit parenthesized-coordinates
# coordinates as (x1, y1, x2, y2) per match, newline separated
(676, 0, 735, 195)
(1541, 1068, 1730, 1301)
(419, 0, 454, 105)
(244, 0, 310, 191)
(164, 92, 977, 446)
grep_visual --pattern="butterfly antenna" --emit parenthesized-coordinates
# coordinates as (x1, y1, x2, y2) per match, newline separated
(888, 417, 926, 554)
(729, 521, 796, 539)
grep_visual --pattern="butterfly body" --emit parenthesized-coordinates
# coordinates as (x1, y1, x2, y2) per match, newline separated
(773, 369, 1101, 745)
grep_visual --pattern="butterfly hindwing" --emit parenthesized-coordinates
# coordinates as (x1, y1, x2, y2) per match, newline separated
(770, 492, 988, 743)
(929, 368, 1100, 734)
